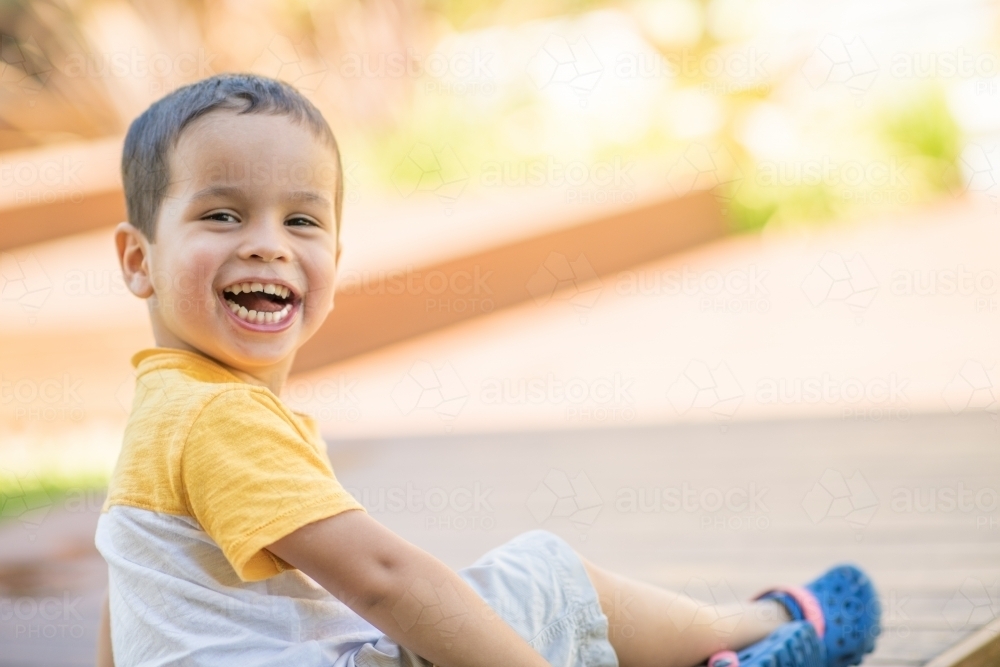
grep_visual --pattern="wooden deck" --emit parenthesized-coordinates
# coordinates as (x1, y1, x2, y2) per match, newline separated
(1, 411, 997, 666)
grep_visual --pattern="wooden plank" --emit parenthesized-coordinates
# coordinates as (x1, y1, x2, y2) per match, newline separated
(0, 137, 125, 251)
(0, 188, 126, 250)
(291, 188, 725, 372)
(924, 617, 1000, 667)
(1, 413, 997, 664)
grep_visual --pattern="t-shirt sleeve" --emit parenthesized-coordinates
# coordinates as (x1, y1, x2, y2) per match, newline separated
(181, 388, 365, 582)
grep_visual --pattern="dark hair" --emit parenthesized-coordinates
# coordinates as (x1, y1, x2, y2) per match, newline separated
(121, 73, 343, 240)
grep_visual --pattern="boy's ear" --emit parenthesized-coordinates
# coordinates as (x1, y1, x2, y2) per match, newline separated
(115, 222, 154, 298)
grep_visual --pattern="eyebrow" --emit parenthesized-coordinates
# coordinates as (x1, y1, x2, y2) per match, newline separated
(190, 185, 333, 206)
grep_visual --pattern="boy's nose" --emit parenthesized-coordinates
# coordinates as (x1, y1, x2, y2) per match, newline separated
(241, 220, 291, 261)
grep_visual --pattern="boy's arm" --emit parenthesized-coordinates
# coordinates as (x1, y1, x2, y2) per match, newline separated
(96, 590, 114, 667)
(267, 510, 551, 667)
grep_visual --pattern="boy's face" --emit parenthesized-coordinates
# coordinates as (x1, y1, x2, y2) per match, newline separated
(118, 111, 340, 381)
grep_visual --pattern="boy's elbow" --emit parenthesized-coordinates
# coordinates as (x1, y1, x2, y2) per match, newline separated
(343, 552, 407, 614)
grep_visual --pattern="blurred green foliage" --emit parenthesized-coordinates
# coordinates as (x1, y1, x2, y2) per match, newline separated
(0, 469, 108, 524)
(726, 84, 964, 232)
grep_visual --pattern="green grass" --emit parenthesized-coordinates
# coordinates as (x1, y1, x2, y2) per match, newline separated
(0, 470, 109, 524)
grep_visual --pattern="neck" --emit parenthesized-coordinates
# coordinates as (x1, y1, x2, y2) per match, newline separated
(149, 318, 291, 395)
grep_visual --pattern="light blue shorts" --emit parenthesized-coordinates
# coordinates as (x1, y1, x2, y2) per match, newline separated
(350, 530, 619, 667)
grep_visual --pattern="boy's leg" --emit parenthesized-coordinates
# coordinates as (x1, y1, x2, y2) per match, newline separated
(579, 557, 790, 667)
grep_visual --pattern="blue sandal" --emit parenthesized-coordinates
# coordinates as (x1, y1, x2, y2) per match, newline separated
(755, 565, 881, 667)
(707, 620, 825, 667)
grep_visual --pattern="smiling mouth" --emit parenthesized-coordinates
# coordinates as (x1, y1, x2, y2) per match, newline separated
(221, 281, 297, 325)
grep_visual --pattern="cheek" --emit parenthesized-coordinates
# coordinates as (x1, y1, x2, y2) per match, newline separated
(152, 244, 221, 314)
(306, 249, 338, 295)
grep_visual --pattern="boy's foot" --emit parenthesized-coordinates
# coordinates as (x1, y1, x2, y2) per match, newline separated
(755, 565, 881, 667)
(707, 620, 825, 667)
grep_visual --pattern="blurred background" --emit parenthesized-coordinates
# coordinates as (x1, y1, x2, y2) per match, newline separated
(0, 0, 998, 665)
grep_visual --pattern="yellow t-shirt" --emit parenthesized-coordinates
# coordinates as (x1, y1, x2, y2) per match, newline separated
(102, 347, 365, 582)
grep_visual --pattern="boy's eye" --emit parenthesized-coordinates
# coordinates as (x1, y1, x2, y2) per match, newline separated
(205, 212, 239, 223)
(286, 216, 319, 227)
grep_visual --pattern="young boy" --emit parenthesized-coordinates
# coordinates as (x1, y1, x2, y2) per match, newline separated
(95, 73, 880, 667)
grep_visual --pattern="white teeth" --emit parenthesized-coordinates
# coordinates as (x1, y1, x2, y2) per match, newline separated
(224, 296, 295, 325)
(224, 282, 293, 298)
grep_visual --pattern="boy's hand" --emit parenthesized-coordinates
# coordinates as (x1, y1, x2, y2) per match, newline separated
(267, 510, 551, 667)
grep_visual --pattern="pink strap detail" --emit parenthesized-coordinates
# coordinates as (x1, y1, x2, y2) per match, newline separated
(756, 585, 826, 639)
(707, 650, 739, 667)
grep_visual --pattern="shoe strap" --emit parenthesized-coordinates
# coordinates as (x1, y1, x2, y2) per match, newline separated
(755, 586, 825, 639)
(707, 650, 739, 667)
